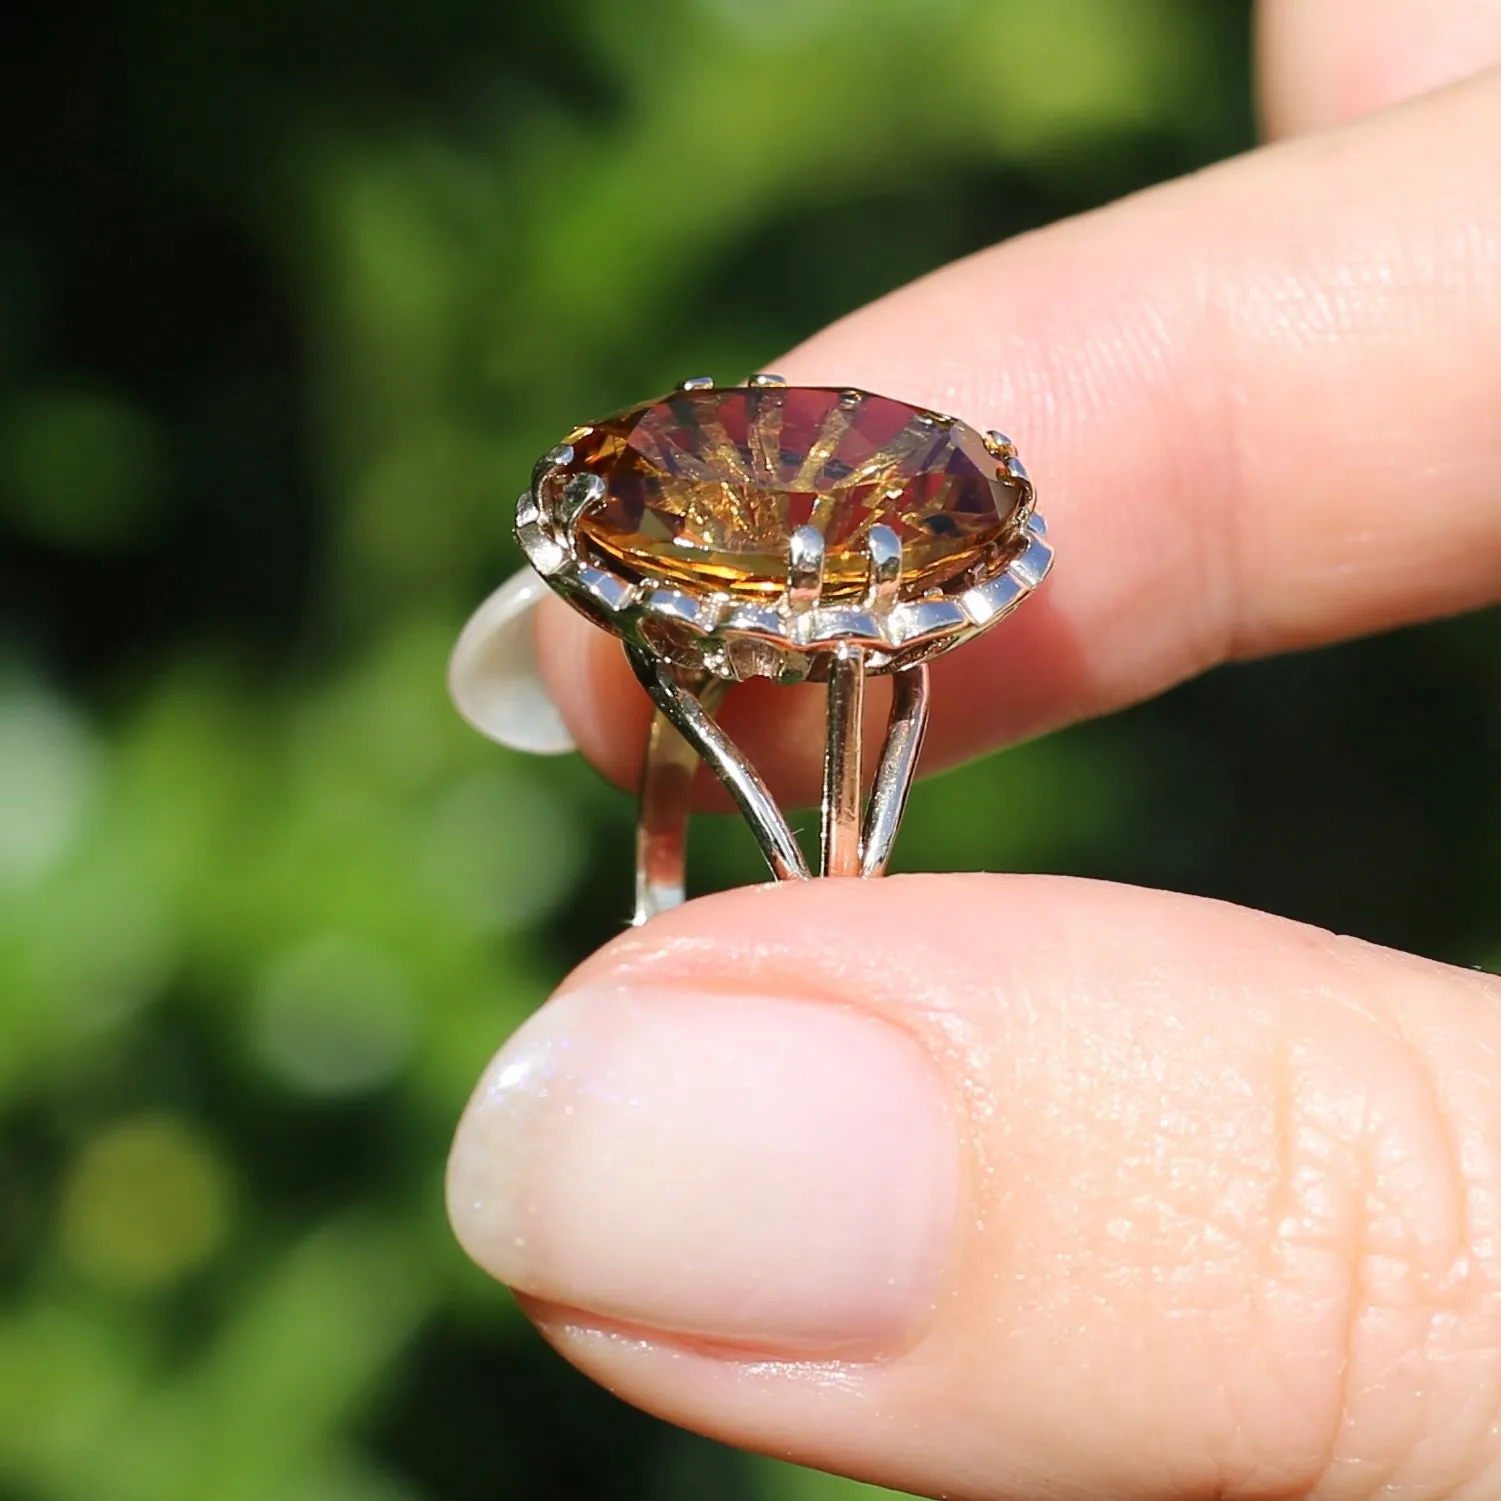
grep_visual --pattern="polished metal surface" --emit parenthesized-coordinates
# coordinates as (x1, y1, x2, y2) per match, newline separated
(627, 643, 810, 892)
(513, 382, 1050, 685)
(865, 524, 902, 610)
(861, 662, 929, 879)
(821, 643, 866, 879)
(788, 524, 826, 614)
(627, 653, 931, 914)
(496, 378, 1051, 912)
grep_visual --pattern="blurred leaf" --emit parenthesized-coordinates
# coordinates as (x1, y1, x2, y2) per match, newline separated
(0, 680, 100, 889)
(58, 1114, 233, 1293)
(249, 932, 418, 1098)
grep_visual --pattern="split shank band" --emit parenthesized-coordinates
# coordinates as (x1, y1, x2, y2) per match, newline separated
(459, 375, 1053, 924)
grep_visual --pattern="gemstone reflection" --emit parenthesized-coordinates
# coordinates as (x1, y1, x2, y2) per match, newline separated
(567, 386, 1026, 602)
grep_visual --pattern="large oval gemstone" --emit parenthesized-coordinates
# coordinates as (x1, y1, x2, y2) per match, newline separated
(566, 386, 1027, 602)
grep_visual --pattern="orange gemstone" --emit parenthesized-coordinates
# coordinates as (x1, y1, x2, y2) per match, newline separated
(568, 386, 1026, 602)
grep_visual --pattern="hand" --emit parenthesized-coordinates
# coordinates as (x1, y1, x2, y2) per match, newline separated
(447, 5, 1501, 1496)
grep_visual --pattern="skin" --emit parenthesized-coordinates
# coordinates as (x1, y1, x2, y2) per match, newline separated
(450, 6, 1501, 1497)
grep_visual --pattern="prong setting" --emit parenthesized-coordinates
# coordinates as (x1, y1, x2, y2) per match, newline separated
(865, 524, 902, 609)
(513, 383, 1052, 684)
(477, 385, 1057, 918)
(556, 472, 605, 530)
(532, 443, 574, 500)
(787, 524, 826, 612)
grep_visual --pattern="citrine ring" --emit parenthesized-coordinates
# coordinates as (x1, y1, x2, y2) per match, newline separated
(448, 375, 1053, 923)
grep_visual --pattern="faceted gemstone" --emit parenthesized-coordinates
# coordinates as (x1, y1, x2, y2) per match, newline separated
(566, 386, 1027, 603)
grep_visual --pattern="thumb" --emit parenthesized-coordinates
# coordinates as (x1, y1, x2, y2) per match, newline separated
(447, 876, 1501, 1501)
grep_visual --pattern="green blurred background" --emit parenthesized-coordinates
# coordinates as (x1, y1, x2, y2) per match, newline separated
(3, 1, 1498, 1497)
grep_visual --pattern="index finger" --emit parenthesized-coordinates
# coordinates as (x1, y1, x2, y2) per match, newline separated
(533, 66, 1501, 805)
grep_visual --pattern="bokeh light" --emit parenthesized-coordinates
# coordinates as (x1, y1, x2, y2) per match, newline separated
(0, 682, 98, 889)
(251, 933, 418, 1098)
(58, 1115, 232, 1294)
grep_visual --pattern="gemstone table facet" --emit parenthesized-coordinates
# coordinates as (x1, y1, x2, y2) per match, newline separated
(567, 386, 1026, 603)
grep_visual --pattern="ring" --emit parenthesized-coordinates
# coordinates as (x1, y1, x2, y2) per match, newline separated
(449, 375, 1053, 923)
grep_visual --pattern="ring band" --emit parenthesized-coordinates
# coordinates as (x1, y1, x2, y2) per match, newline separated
(452, 376, 1053, 921)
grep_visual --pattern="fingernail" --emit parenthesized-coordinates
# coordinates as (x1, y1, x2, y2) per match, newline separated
(447, 986, 957, 1354)
(447, 567, 576, 755)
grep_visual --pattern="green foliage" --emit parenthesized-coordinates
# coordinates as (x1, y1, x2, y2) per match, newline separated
(12, 1, 1496, 1497)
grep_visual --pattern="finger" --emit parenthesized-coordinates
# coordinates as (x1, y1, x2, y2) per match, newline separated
(449, 876, 1501, 1500)
(535, 68, 1501, 805)
(1259, 0, 1501, 138)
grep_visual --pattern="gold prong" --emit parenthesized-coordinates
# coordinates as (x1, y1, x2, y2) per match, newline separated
(865, 524, 902, 609)
(678, 375, 715, 391)
(787, 524, 825, 611)
(748, 373, 787, 387)
(983, 429, 1017, 458)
